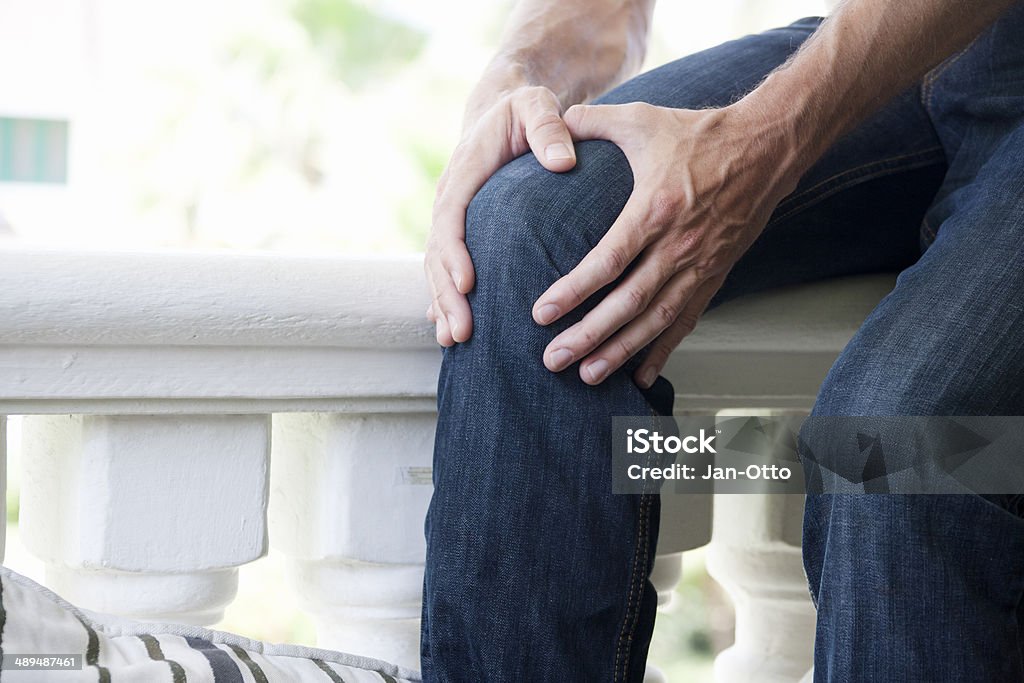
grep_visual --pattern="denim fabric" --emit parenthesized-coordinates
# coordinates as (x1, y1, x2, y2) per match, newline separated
(423, 9, 1024, 682)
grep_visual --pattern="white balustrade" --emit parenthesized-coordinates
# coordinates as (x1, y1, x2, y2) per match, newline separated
(19, 413, 270, 624)
(270, 412, 435, 671)
(0, 248, 895, 681)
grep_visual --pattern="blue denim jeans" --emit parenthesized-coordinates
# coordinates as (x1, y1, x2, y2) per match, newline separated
(422, 10, 1024, 682)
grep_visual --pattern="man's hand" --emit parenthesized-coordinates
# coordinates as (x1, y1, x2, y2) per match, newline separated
(530, 0, 1018, 389)
(423, 0, 655, 347)
(532, 102, 801, 388)
(425, 85, 577, 346)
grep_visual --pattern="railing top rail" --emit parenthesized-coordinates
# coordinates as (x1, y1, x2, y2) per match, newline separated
(0, 247, 896, 413)
(0, 248, 434, 348)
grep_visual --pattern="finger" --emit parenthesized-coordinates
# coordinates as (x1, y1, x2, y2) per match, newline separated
(433, 109, 512, 218)
(423, 272, 452, 346)
(578, 270, 722, 386)
(519, 88, 576, 173)
(429, 119, 510, 337)
(437, 239, 476, 295)
(563, 102, 649, 144)
(533, 192, 654, 326)
(434, 305, 454, 347)
(632, 275, 725, 388)
(541, 250, 670, 371)
(430, 111, 514, 291)
(427, 255, 474, 344)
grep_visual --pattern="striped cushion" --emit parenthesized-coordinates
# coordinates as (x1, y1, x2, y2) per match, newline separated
(0, 566, 420, 682)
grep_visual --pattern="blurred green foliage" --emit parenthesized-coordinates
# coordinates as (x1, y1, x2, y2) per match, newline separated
(291, 0, 427, 88)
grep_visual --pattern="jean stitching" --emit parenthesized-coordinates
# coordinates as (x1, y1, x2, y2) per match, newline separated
(769, 147, 945, 226)
(922, 35, 981, 117)
(619, 492, 653, 680)
(613, 411, 657, 682)
(612, 498, 642, 680)
(767, 148, 945, 228)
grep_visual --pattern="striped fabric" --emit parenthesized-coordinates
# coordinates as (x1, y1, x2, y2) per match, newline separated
(0, 566, 419, 683)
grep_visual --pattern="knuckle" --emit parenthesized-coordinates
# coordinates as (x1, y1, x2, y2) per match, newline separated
(577, 326, 603, 352)
(627, 102, 657, 127)
(678, 229, 704, 256)
(613, 336, 636, 361)
(676, 311, 700, 336)
(601, 246, 630, 277)
(622, 286, 647, 314)
(653, 300, 680, 327)
(531, 112, 566, 136)
(565, 279, 589, 307)
(656, 254, 680, 282)
(564, 103, 590, 131)
(692, 257, 718, 281)
(526, 85, 557, 104)
(648, 190, 681, 223)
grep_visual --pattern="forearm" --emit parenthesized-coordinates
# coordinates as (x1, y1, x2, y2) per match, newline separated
(465, 0, 655, 123)
(739, 0, 1018, 187)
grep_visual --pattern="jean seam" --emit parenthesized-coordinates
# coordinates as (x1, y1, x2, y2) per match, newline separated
(920, 34, 981, 117)
(773, 147, 943, 216)
(620, 492, 653, 681)
(613, 407, 657, 682)
(766, 148, 945, 228)
(613, 491, 652, 682)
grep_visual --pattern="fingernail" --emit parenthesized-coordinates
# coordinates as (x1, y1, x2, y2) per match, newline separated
(451, 270, 463, 290)
(548, 347, 573, 370)
(585, 359, 610, 384)
(637, 366, 657, 389)
(536, 303, 560, 324)
(447, 315, 459, 338)
(545, 143, 573, 161)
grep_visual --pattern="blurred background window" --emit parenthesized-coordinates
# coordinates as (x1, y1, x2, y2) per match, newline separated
(0, 117, 69, 183)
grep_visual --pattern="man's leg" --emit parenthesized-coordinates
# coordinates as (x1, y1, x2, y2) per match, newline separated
(803, 8, 1024, 678)
(803, 133, 1024, 682)
(421, 18, 946, 682)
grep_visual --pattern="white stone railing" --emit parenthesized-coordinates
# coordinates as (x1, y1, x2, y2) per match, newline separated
(0, 248, 895, 681)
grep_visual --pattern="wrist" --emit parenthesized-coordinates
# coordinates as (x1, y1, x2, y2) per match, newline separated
(462, 58, 529, 127)
(724, 87, 820, 198)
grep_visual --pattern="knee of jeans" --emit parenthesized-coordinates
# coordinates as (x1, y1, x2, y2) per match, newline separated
(463, 139, 633, 312)
(810, 321, 1000, 418)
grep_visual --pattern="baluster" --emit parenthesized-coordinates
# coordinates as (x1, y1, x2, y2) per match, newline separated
(706, 410, 815, 683)
(19, 414, 270, 624)
(270, 411, 434, 672)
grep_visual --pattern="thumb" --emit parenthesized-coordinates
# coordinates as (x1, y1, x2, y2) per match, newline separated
(563, 103, 639, 144)
(521, 89, 577, 173)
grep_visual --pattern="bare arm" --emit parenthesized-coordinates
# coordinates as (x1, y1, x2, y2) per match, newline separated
(748, 0, 1018, 185)
(467, 0, 655, 121)
(531, 0, 1018, 387)
(425, 0, 654, 346)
